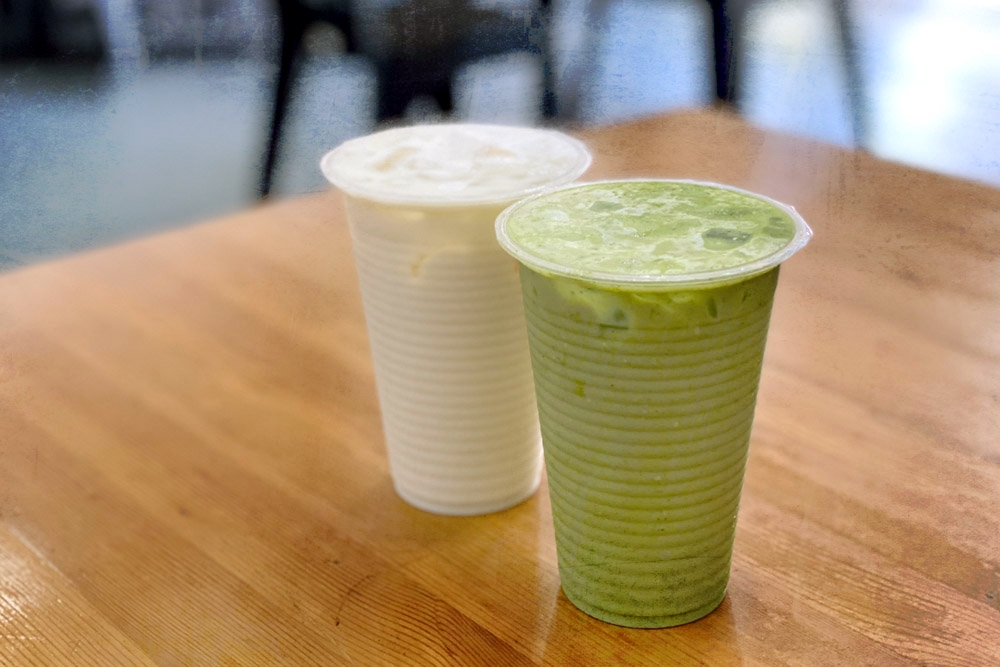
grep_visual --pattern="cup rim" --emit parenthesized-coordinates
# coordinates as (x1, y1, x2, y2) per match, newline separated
(319, 123, 593, 208)
(495, 178, 813, 289)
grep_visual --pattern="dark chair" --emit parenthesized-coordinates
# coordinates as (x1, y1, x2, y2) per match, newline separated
(707, 0, 867, 145)
(259, 0, 557, 198)
(559, 0, 867, 147)
(0, 0, 106, 62)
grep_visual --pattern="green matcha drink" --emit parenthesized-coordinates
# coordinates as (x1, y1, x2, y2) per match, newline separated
(495, 180, 811, 628)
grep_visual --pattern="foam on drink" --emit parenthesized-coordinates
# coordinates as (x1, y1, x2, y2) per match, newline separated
(322, 124, 591, 205)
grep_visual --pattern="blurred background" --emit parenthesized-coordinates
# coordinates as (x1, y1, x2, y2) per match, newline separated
(2, 0, 999, 272)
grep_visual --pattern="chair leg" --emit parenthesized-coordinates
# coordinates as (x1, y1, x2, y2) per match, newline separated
(431, 80, 454, 115)
(831, 0, 867, 148)
(537, 0, 558, 119)
(374, 60, 412, 122)
(709, 0, 732, 104)
(259, 3, 307, 198)
(709, 0, 750, 106)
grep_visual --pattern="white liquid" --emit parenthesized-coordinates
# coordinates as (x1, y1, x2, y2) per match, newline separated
(322, 124, 590, 515)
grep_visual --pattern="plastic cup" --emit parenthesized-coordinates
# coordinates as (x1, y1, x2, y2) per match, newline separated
(496, 179, 811, 626)
(320, 124, 591, 515)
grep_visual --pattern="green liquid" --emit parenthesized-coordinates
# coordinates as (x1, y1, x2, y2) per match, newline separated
(501, 180, 801, 627)
(522, 267, 777, 627)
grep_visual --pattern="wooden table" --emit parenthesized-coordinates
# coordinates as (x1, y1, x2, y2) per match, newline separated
(2, 110, 998, 665)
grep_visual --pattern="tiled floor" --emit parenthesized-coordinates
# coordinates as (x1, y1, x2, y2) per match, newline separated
(2, 0, 998, 272)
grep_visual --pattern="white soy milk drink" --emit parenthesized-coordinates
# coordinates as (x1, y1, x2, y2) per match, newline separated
(321, 124, 591, 515)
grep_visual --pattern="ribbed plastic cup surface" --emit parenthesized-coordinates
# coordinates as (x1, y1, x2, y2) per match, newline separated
(497, 179, 811, 625)
(346, 199, 543, 514)
(521, 267, 775, 626)
(321, 124, 591, 515)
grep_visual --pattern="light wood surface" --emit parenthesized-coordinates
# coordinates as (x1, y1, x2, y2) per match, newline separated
(2, 110, 998, 665)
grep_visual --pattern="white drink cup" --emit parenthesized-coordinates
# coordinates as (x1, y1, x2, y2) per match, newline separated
(321, 124, 591, 515)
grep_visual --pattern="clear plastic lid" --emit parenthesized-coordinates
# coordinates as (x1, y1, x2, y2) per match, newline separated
(496, 179, 813, 289)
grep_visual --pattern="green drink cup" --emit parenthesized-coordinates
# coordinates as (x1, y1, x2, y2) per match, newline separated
(495, 180, 811, 628)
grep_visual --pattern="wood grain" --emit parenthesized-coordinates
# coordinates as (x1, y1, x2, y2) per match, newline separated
(1, 110, 998, 665)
